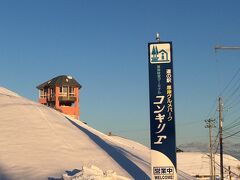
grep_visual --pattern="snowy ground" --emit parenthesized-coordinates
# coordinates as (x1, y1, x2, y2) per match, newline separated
(177, 152, 240, 179)
(0, 87, 150, 180)
(0, 87, 239, 180)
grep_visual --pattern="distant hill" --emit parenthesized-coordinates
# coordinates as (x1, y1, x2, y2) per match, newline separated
(179, 141, 240, 160)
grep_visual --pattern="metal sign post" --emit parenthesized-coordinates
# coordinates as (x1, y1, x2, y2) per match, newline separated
(148, 35, 177, 180)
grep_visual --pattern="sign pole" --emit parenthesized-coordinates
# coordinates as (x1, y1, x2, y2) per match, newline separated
(148, 33, 177, 180)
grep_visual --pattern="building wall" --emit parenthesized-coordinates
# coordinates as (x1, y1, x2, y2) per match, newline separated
(60, 106, 78, 119)
(54, 86, 79, 119)
(74, 87, 80, 119)
(55, 86, 60, 110)
(39, 97, 47, 104)
(38, 86, 80, 119)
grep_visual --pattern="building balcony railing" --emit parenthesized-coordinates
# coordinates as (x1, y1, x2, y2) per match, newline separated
(40, 93, 76, 102)
(40, 95, 55, 102)
(58, 96, 76, 102)
(48, 96, 56, 102)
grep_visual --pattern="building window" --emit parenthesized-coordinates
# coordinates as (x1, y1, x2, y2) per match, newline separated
(40, 89, 47, 98)
(60, 86, 68, 96)
(69, 87, 75, 97)
(40, 89, 44, 98)
(50, 88, 55, 98)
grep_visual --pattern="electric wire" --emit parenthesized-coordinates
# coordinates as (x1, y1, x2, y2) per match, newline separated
(224, 122, 240, 133)
(223, 130, 240, 140)
(219, 66, 240, 97)
(223, 106, 240, 120)
(222, 115, 240, 136)
(224, 82, 240, 107)
(210, 49, 240, 178)
(215, 61, 240, 110)
(206, 153, 239, 177)
(205, 98, 218, 120)
(221, 70, 240, 109)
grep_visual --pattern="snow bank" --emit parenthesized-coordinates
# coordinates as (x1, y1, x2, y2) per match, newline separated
(0, 87, 239, 180)
(0, 87, 20, 97)
(177, 152, 240, 179)
(0, 87, 149, 180)
(61, 165, 130, 180)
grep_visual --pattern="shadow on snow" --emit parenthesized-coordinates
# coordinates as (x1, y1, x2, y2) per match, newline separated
(66, 118, 150, 180)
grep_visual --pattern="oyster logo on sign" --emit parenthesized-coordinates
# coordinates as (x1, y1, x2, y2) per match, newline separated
(150, 44, 171, 64)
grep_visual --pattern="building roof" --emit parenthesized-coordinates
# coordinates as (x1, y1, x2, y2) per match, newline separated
(36, 75, 82, 89)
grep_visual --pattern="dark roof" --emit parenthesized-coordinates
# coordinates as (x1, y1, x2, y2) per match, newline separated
(36, 75, 81, 89)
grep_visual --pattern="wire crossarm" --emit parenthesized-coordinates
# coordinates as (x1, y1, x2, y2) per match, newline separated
(215, 45, 240, 51)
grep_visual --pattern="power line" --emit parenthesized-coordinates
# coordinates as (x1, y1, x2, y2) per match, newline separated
(219, 66, 240, 97)
(223, 115, 240, 131)
(224, 82, 240, 106)
(223, 129, 240, 137)
(214, 141, 220, 154)
(223, 130, 240, 140)
(224, 91, 240, 109)
(212, 132, 219, 150)
(223, 105, 240, 120)
(206, 153, 239, 178)
(215, 45, 240, 100)
(224, 122, 240, 133)
(213, 45, 240, 180)
(205, 98, 218, 119)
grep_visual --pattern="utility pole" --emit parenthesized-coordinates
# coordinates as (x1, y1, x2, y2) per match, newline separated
(218, 97, 224, 180)
(205, 119, 216, 180)
(214, 45, 240, 179)
(213, 153, 216, 179)
(228, 166, 232, 180)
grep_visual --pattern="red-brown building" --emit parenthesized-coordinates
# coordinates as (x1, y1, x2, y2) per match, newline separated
(37, 75, 81, 119)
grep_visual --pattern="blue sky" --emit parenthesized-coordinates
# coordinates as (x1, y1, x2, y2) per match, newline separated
(0, 0, 240, 147)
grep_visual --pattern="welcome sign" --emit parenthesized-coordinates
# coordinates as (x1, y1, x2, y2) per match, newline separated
(148, 41, 177, 180)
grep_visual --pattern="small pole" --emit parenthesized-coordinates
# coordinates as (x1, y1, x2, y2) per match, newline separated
(213, 153, 216, 180)
(205, 119, 215, 180)
(228, 166, 232, 180)
(156, 32, 160, 42)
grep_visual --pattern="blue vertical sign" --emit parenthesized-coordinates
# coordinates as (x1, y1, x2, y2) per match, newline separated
(148, 41, 177, 180)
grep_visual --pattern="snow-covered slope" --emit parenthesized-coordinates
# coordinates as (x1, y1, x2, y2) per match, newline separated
(0, 87, 239, 180)
(0, 87, 151, 180)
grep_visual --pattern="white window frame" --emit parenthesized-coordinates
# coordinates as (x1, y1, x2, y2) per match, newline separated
(69, 87, 75, 97)
(39, 89, 47, 98)
(60, 86, 68, 96)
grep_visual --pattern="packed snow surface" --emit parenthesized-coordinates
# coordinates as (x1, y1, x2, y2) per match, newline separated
(0, 87, 239, 180)
(0, 87, 150, 180)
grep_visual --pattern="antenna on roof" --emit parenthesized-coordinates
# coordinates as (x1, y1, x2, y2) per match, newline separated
(156, 32, 160, 42)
